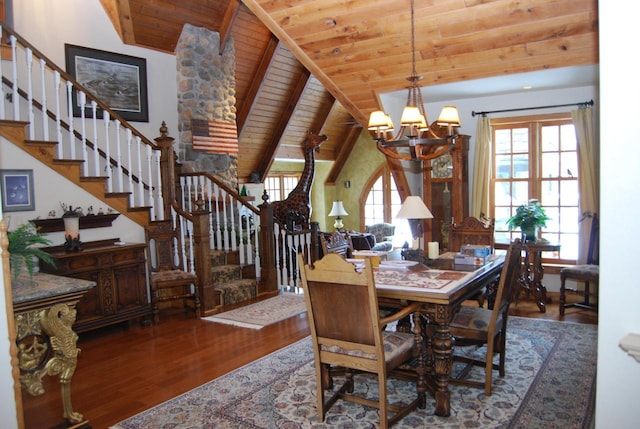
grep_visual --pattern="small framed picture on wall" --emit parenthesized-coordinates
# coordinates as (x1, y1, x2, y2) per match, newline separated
(0, 169, 35, 212)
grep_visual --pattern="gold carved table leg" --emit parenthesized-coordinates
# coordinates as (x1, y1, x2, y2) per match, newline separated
(16, 303, 85, 425)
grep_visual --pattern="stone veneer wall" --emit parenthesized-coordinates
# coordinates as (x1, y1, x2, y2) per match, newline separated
(175, 24, 238, 189)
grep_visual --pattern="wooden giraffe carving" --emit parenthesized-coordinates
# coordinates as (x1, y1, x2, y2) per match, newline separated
(272, 130, 328, 230)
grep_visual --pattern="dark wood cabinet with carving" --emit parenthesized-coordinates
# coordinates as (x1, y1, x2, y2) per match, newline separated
(39, 238, 151, 333)
(423, 135, 470, 248)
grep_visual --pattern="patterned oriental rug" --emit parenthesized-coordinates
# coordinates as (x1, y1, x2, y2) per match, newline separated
(111, 317, 597, 429)
(201, 293, 306, 329)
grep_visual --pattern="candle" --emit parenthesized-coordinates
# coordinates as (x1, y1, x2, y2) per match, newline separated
(428, 241, 439, 259)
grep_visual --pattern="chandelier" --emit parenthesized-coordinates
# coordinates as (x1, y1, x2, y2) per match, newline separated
(368, 0, 461, 162)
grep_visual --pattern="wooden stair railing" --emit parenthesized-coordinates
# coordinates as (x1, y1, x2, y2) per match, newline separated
(0, 23, 163, 225)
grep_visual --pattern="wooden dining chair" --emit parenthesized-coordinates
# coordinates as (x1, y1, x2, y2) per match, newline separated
(145, 220, 200, 323)
(447, 239, 524, 396)
(297, 252, 422, 428)
(448, 216, 495, 253)
(449, 216, 496, 307)
(559, 213, 599, 316)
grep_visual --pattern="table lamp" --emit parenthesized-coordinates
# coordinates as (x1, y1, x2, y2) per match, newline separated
(396, 196, 433, 250)
(328, 200, 348, 230)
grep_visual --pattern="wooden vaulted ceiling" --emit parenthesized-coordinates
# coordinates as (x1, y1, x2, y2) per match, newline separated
(99, 0, 599, 184)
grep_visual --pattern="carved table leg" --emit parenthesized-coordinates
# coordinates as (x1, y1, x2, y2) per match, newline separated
(412, 311, 427, 409)
(431, 319, 454, 417)
(531, 251, 551, 313)
(40, 303, 85, 424)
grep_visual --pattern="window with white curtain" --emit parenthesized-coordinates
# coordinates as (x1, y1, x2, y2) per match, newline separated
(491, 113, 579, 262)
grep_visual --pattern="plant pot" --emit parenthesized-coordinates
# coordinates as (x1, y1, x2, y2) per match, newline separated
(521, 226, 539, 243)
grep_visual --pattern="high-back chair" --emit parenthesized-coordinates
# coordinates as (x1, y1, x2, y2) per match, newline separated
(145, 220, 200, 323)
(448, 239, 524, 396)
(297, 253, 422, 428)
(319, 230, 353, 258)
(449, 216, 496, 307)
(559, 213, 599, 316)
(448, 216, 495, 253)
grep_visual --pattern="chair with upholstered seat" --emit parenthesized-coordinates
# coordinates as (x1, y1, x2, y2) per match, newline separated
(447, 239, 524, 396)
(298, 252, 422, 428)
(365, 223, 396, 252)
(560, 213, 599, 316)
(145, 220, 200, 323)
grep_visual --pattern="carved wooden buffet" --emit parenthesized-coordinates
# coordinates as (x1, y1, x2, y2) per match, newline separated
(12, 271, 95, 426)
(40, 238, 151, 333)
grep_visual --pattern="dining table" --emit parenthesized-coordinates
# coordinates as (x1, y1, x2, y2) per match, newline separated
(371, 254, 505, 417)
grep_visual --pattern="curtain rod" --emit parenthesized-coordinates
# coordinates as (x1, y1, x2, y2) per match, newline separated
(471, 99, 594, 117)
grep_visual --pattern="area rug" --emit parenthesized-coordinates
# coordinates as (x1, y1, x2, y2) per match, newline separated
(201, 292, 306, 329)
(111, 317, 597, 429)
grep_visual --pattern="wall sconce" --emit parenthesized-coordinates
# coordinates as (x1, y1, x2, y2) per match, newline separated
(343, 180, 351, 189)
(62, 207, 82, 252)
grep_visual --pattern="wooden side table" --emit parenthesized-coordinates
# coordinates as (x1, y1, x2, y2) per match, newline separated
(12, 271, 95, 427)
(496, 240, 560, 312)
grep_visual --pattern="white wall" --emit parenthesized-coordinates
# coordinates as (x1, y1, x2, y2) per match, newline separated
(12, 0, 179, 139)
(596, 1, 640, 427)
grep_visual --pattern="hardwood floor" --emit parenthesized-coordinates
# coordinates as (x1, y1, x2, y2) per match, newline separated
(20, 292, 597, 429)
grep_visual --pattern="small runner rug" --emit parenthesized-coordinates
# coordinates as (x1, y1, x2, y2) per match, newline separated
(201, 292, 306, 329)
(112, 316, 596, 429)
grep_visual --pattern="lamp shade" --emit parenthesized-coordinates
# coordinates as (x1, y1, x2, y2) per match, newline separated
(436, 106, 461, 127)
(328, 201, 349, 217)
(396, 196, 433, 219)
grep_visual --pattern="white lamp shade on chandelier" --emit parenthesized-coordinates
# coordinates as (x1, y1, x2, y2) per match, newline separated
(368, 0, 461, 162)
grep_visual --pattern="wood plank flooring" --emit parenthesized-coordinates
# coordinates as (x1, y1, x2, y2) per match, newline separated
(21, 291, 597, 429)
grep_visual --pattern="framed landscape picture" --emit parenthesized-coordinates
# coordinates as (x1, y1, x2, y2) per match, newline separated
(65, 44, 149, 122)
(0, 169, 35, 212)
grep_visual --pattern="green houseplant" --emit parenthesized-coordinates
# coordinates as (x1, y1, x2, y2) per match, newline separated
(8, 221, 56, 279)
(506, 199, 550, 243)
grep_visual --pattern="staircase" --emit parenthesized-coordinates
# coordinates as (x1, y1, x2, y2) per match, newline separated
(209, 249, 257, 309)
(0, 23, 266, 314)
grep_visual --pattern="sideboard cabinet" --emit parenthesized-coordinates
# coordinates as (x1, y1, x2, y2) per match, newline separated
(40, 239, 151, 332)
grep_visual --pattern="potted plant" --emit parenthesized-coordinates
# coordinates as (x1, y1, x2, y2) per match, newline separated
(506, 199, 550, 243)
(8, 221, 56, 279)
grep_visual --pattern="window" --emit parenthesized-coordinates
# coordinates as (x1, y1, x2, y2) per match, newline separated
(361, 166, 409, 247)
(491, 113, 579, 262)
(264, 174, 299, 202)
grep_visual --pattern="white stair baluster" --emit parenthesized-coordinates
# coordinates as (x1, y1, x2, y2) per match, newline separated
(10, 35, 19, 120)
(91, 101, 99, 176)
(66, 81, 75, 158)
(136, 136, 143, 207)
(79, 91, 88, 176)
(54, 71, 62, 159)
(103, 112, 112, 192)
(39, 58, 48, 141)
(26, 48, 34, 139)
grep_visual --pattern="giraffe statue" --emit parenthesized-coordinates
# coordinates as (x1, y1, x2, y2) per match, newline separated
(272, 130, 328, 230)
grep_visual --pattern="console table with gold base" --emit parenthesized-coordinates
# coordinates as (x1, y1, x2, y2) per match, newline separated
(12, 271, 95, 428)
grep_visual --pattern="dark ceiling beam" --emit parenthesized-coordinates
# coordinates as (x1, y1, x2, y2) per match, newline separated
(99, 0, 136, 45)
(256, 68, 311, 181)
(236, 35, 278, 133)
(219, 0, 241, 55)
